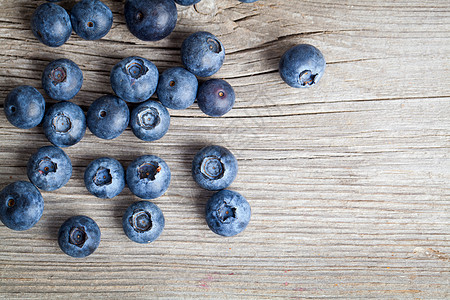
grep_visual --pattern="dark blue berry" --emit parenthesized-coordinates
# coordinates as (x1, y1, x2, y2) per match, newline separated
(130, 100, 170, 142)
(124, 0, 177, 42)
(239, 0, 259, 2)
(58, 215, 101, 258)
(27, 146, 72, 191)
(122, 201, 164, 244)
(87, 95, 130, 140)
(174, 0, 201, 5)
(0, 181, 44, 231)
(70, 0, 113, 40)
(197, 79, 235, 117)
(181, 31, 225, 77)
(126, 155, 171, 199)
(205, 190, 250, 237)
(110, 56, 159, 103)
(31, 3, 72, 47)
(43, 101, 86, 147)
(156, 67, 198, 110)
(42, 58, 83, 101)
(279, 44, 326, 88)
(192, 145, 238, 191)
(4, 86, 45, 129)
(84, 157, 125, 199)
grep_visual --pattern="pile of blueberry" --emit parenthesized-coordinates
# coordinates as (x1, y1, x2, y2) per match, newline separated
(1, 0, 326, 258)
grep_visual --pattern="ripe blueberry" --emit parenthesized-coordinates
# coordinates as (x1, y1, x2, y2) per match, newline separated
(42, 58, 83, 101)
(279, 44, 326, 88)
(4, 86, 45, 129)
(27, 146, 72, 191)
(42, 101, 86, 147)
(174, 0, 201, 5)
(156, 67, 198, 110)
(205, 190, 251, 237)
(197, 79, 235, 117)
(126, 155, 171, 199)
(58, 215, 101, 258)
(124, 0, 177, 42)
(181, 31, 225, 77)
(0, 181, 44, 231)
(70, 0, 113, 40)
(87, 95, 130, 140)
(122, 201, 164, 244)
(130, 100, 170, 142)
(31, 3, 72, 47)
(192, 145, 238, 191)
(84, 157, 125, 199)
(110, 56, 159, 103)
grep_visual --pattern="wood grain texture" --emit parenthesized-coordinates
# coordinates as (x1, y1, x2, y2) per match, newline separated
(0, 0, 449, 298)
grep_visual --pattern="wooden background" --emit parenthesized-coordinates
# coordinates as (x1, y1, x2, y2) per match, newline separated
(0, 0, 449, 298)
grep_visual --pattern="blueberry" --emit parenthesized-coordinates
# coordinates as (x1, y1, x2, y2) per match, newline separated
(110, 56, 159, 103)
(31, 3, 72, 47)
(279, 44, 326, 88)
(122, 201, 164, 244)
(58, 215, 101, 258)
(43, 101, 86, 147)
(0, 181, 44, 231)
(42, 58, 83, 101)
(205, 190, 250, 237)
(239, 0, 259, 2)
(181, 31, 225, 77)
(84, 157, 125, 199)
(124, 0, 177, 42)
(70, 0, 113, 41)
(174, 0, 201, 5)
(27, 146, 72, 191)
(197, 79, 235, 117)
(4, 86, 45, 129)
(156, 67, 198, 110)
(130, 100, 170, 142)
(192, 145, 238, 191)
(126, 155, 171, 199)
(87, 95, 130, 140)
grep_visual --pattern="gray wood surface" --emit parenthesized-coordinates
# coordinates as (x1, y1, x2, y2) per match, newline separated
(0, 0, 449, 298)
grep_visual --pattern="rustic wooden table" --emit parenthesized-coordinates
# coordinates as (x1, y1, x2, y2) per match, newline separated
(1, 0, 449, 298)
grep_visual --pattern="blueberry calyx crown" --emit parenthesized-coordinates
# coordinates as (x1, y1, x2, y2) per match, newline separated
(38, 157, 57, 175)
(200, 156, 224, 180)
(125, 59, 148, 80)
(207, 38, 221, 53)
(137, 107, 160, 130)
(6, 197, 15, 208)
(130, 209, 152, 232)
(52, 113, 72, 133)
(138, 162, 161, 181)
(299, 70, 317, 87)
(50, 67, 67, 86)
(217, 202, 236, 223)
(69, 226, 88, 248)
(93, 167, 112, 186)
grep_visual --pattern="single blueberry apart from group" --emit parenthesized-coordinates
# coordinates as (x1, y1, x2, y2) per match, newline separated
(124, 0, 177, 41)
(130, 100, 170, 142)
(110, 56, 159, 103)
(205, 190, 251, 237)
(192, 145, 238, 191)
(156, 67, 198, 110)
(279, 44, 326, 88)
(87, 95, 130, 140)
(4, 85, 45, 129)
(0, 181, 44, 231)
(181, 31, 225, 77)
(126, 155, 171, 199)
(42, 58, 83, 101)
(70, 0, 113, 40)
(43, 101, 87, 147)
(174, 0, 201, 5)
(31, 3, 72, 47)
(27, 146, 72, 191)
(58, 215, 101, 258)
(84, 157, 125, 199)
(197, 79, 235, 117)
(122, 201, 165, 244)
(239, 0, 259, 3)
